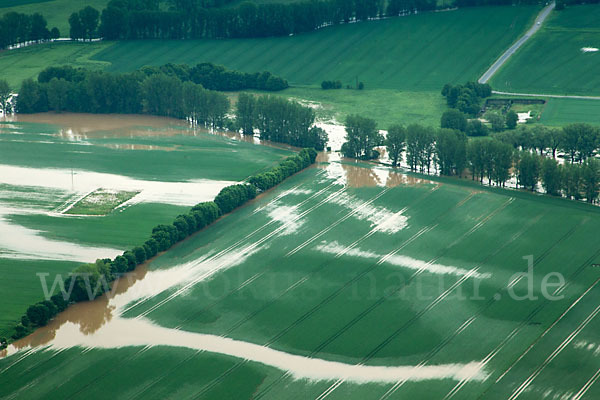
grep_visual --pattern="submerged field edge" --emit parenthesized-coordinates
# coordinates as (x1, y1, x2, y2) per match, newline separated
(1, 148, 318, 348)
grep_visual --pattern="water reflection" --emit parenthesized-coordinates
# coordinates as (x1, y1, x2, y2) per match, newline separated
(1, 263, 149, 357)
(317, 152, 436, 188)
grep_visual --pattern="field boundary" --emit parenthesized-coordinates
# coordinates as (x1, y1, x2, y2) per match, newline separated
(492, 90, 600, 101)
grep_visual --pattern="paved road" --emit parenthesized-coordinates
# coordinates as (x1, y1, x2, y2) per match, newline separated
(492, 90, 600, 100)
(478, 2, 555, 84)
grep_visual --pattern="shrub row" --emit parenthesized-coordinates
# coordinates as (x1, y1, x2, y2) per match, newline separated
(249, 148, 317, 191)
(9, 149, 318, 343)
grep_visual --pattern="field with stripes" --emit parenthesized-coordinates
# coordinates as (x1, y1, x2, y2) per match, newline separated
(2, 154, 599, 399)
(0, 115, 290, 340)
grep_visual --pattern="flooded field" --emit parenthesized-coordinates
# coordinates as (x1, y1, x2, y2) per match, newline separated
(1, 145, 599, 398)
(0, 113, 290, 338)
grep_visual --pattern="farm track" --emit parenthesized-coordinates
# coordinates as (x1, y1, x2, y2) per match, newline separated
(479, 2, 555, 84)
(492, 90, 600, 101)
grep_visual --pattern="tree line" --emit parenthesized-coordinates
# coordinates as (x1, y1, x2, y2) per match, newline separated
(140, 63, 288, 92)
(0, 11, 59, 49)
(235, 93, 328, 150)
(91, 0, 514, 41)
(11, 148, 318, 341)
(339, 115, 600, 203)
(15, 63, 285, 129)
(17, 66, 230, 127)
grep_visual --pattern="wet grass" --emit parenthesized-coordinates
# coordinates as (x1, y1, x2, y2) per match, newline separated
(491, 4, 600, 96)
(539, 97, 600, 126)
(267, 86, 446, 127)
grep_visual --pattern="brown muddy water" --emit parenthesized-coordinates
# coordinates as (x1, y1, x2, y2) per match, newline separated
(0, 263, 150, 357)
(317, 152, 436, 188)
(8, 113, 300, 153)
(0, 259, 488, 384)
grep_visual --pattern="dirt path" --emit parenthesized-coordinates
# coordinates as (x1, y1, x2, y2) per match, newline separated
(492, 90, 600, 101)
(478, 2, 555, 84)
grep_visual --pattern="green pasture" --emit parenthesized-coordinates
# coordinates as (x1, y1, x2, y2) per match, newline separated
(2, 156, 599, 399)
(0, 42, 110, 89)
(491, 4, 600, 96)
(95, 6, 538, 91)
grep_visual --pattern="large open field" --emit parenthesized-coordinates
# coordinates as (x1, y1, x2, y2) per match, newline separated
(1, 154, 599, 399)
(0, 114, 290, 339)
(491, 4, 600, 96)
(0, 6, 539, 127)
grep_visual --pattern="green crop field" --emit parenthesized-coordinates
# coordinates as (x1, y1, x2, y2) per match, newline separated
(539, 97, 600, 126)
(0, 6, 539, 127)
(0, 116, 290, 338)
(94, 6, 538, 91)
(491, 4, 600, 96)
(1, 155, 599, 399)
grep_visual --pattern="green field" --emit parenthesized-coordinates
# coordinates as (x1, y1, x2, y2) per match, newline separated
(95, 7, 538, 91)
(539, 97, 600, 126)
(1, 156, 599, 399)
(0, 115, 290, 338)
(0, 42, 109, 90)
(0, 6, 539, 126)
(491, 4, 600, 96)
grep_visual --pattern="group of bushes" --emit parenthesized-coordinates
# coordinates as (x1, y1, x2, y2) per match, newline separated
(249, 148, 317, 191)
(441, 82, 492, 116)
(321, 80, 342, 90)
(0, 12, 59, 49)
(141, 63, 288, 92)
(10, 149, 317, 342)
(235, 93, 328, 150)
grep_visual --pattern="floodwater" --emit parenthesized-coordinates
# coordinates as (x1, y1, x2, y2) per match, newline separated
(10, 113, 189, 140)
(316, 241, 491, 279)
(0, 164, 234, 208)
(0, 208, 122, 261)
(0, 113, 490, 386)
(317, 151, 436, 188)
(7, 112, 299, 152)
(1, 244, 489, 385)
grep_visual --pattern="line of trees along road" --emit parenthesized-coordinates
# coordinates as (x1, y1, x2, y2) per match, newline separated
(11, 148, 317, 341)
(235, 93, 328, 150)
(0, 12, 59, 49)
(340, 115, 600, 203)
